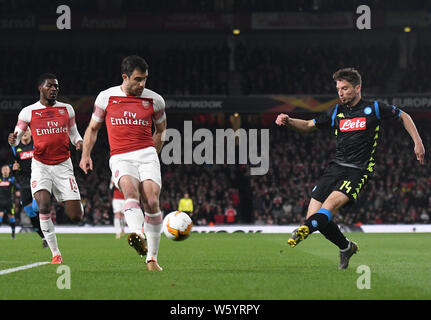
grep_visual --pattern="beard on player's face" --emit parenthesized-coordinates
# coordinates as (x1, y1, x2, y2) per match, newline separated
(125, 82, 144, 96)
(40, 89, 58, 105)
(339, 90, 358, 104)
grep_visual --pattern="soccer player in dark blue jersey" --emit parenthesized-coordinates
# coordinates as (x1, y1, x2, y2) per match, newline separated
(275, 67, 425, 269)
(0, 164, 17, 238)
(11, 128, 47, 247)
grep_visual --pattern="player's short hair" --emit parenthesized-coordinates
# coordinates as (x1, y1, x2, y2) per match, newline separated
(333, 68, 362, 87)
(37, 73, 57, 87)
(121, 55, 148, 77)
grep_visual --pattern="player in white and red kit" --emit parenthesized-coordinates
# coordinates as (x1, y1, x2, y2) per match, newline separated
(8, 73, 84, 264)
(110, 177, 126, 239)
(80, 55, 166, 271)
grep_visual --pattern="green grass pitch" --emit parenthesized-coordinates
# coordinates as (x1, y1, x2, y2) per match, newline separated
(1, 232, 431, 300)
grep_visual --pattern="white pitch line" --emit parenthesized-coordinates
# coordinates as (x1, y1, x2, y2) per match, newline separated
(0, 262, 50, 275)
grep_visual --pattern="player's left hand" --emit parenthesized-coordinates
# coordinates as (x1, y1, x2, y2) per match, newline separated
(76, 140, 83, 151)
(415, 142, 425, 165)
(8, 132, 17, 146)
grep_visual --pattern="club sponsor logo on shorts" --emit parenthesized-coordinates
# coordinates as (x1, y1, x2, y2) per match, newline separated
(340, 117, 367, 132)
(32, 180, 37, 188)
(115, 170, 119, 178)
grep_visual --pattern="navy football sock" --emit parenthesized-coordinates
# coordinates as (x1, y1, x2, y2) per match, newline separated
(304, 208, 333, 233)
(320, 220, 349, 250)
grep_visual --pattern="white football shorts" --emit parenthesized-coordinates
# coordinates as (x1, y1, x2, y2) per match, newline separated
(31, 158, 81, 202)
(109, 146, 162, 190)
(112, 199, 125, 213)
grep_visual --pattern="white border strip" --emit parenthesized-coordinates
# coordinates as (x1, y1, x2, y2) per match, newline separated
(0, 261, 49, 275)
(2, 224, 431, 234)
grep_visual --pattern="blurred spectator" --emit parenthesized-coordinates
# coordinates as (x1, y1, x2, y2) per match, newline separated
(225, 203, 237, 224)
(178, 192, 194, 217)
(0, 108, 430, 227)
(214, 206, 225, 225)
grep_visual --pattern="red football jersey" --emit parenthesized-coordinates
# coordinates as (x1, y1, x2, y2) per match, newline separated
(14, 101, 81, 165)
(92, 86, 166, 156)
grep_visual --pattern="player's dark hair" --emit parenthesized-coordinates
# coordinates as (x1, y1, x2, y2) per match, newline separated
(333, 67, 362, 87)
(121, 55, 148, 77)
(37, 73, 57, 87)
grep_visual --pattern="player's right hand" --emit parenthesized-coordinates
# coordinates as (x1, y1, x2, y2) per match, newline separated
(275, 113, 289, 126)
(79, 156, 93, 174)
(415, 142, 425, 165)
(8, 132, 17, 146)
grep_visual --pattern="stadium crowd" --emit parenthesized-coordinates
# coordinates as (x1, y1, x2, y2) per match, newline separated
(0, 45, 230, 96)
(1, 42, 406, 96)
(76, 113, 431, 226)
(1, 111, 429, 227)
(235, 42, 399, 95)
(399, 44, 431, 94)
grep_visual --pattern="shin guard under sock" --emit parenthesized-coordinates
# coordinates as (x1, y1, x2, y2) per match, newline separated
(304, 208, 333, 233)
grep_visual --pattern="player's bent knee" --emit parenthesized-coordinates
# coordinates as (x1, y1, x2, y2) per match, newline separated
(38, 203, 51, 215)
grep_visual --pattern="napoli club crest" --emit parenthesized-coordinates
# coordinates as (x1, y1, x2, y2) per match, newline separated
(364, 106, 372, 115)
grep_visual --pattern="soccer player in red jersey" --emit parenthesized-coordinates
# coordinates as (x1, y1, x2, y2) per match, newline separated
(80, 55, 167, 271)
(8, 73, 84, 264)
(110, 177, 126, 239)
(276, 68, 425, 269)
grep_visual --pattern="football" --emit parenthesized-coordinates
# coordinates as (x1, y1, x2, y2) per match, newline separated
(162, 211, 193, 241)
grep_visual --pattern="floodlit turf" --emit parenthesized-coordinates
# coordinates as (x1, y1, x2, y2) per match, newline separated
(1, 232, 431, 300)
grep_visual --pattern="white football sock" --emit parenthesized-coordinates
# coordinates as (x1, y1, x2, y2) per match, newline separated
(123, 199, 145, 237)
(120, 216, 126, 231)
(144, 211, 163, 263)
(114, 215, 122, 235)
(39, 214, 61, 257)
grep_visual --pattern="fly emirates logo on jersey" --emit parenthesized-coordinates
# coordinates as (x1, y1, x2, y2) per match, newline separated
(35, 121, 68, 136)
(339, 117, 367, 132)
(110, 111, 151, 127)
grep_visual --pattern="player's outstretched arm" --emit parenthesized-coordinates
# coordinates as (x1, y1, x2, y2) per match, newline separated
(400, 111, 425, 165)
(275, 113, 316, 133)
(80, 119, 102, 174)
